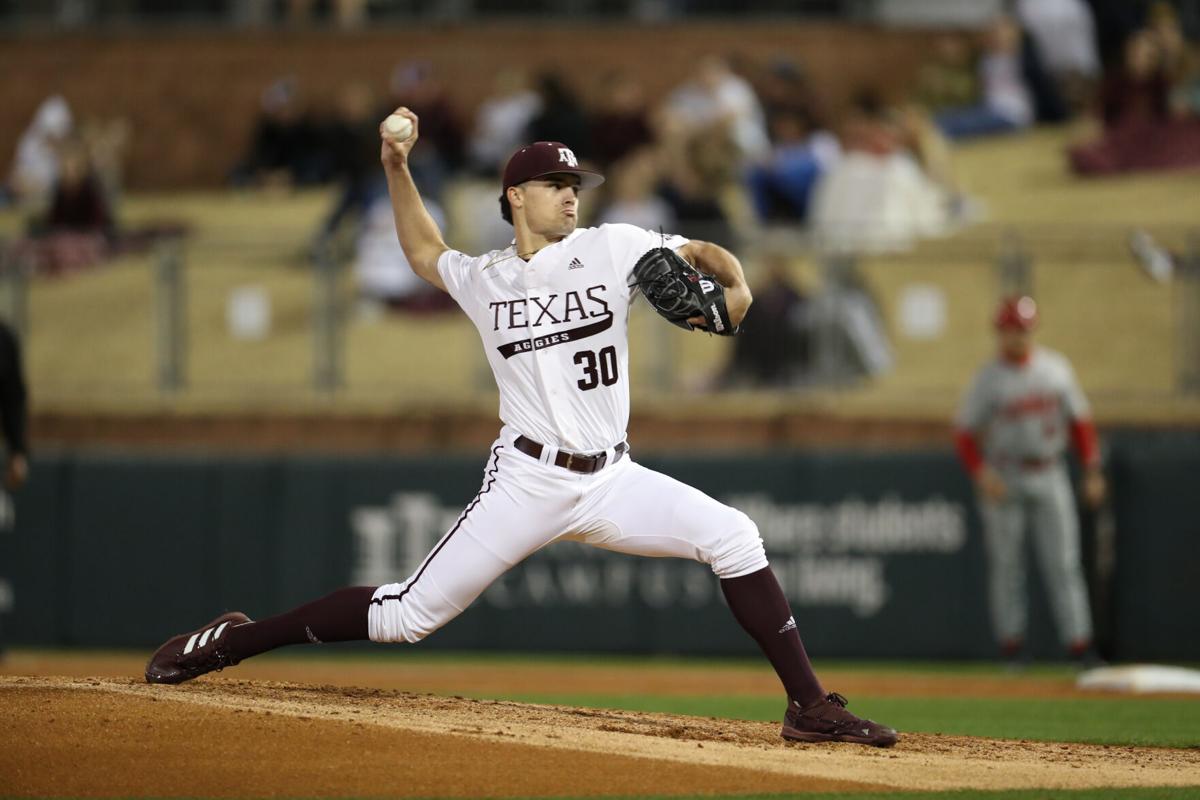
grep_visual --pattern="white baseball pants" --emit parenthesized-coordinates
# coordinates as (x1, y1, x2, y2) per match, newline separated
(368, 427, 767, 644)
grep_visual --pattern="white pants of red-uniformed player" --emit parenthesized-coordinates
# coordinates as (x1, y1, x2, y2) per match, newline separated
(368, 426, 768, 644)
(979, 461, 1093, 646)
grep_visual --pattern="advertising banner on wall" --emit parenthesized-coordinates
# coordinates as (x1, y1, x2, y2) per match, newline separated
(9, 442, 1195, 660)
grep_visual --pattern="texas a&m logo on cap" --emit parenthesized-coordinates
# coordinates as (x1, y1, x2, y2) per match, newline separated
(502, 141, 604, 190)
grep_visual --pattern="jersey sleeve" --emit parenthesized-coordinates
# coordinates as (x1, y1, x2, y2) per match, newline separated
(601, 223, 690, 288)
(954, 368, 992, 431)
(1058, 357, 1092, 420)
(436, 249, 478, 307)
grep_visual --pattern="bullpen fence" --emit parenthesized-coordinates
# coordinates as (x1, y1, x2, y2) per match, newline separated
(2, 432, 1196, 661)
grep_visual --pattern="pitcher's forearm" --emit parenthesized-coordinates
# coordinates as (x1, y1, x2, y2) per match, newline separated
(682, 240, 748, 291)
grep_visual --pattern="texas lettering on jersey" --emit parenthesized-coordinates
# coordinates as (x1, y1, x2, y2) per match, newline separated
(490, 285, 613, 359)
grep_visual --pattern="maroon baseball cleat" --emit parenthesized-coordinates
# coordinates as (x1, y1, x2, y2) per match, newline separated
(781, 692, 899, 747)
(145, 611, 251, 685)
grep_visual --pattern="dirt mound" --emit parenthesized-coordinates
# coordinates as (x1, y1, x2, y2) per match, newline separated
(3, 676, 1198, 797)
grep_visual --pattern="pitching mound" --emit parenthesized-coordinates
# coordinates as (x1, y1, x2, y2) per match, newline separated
(3, 676, 1198, 797)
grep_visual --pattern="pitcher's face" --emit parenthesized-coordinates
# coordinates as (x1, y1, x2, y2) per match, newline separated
(512, 174, 581, 239)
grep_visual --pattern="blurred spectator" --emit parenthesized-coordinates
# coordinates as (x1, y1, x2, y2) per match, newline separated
(230, 78, 326, 188)
(1087, 0, 1159, 68)
(597, 148, 675, 231)
(796, 256, 892, 381)
(354, 193, 454, 315)
(527, 74, 592, 159)
(662, 56, 770, 164)
(657, 134, 738, 248)
(8, 95, 73, 211)
(812, 91, 952, 254)
(318, 82, 386, 237)
(1016, 0, 1101, 110)
(756, 57, 832, 133)
(917, 35, 982, 113)
(895, 105, 984, 227)
(1019, 24, 1072, 124)
(1101, 29, 1173, 125)
(45, 138, 115, 238)
(720, 253, 814, 388)
(817, 258, 893, 379)
(20, 136, 115, 276)
(746, 106, 840, 224)
(589, 71, 654, 168)
(80, 117, 131, 214)
(1147, 1, 1193, 80)
(935, 16, 1036, 139)
(1069, 27, 1200, 175)
(469, 70, 541, 176)
(385, 61, 465, 201)
(913, 40, 991, 205)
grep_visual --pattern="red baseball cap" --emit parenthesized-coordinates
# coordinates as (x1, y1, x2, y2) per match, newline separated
(502, 142, 604, 191)
(994, 295, 1038, 331)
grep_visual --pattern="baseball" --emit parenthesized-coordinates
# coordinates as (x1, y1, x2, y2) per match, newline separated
(384, 114, 413, 141)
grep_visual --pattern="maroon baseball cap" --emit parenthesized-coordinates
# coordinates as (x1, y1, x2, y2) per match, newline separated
(502, 142, 604, 191)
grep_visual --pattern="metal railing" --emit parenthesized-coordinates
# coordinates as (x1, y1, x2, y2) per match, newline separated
(6, 224, 1200, 411)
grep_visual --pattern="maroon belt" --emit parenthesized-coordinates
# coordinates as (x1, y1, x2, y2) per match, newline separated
(514, 435, 627, 474)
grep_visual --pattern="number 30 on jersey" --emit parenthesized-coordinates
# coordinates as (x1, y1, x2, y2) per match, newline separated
(574, 346, 618, 390)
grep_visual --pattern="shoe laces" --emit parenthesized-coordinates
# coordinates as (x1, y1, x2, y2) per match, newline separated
(809, 692, 867, 731)
(825, 692, 848, 708)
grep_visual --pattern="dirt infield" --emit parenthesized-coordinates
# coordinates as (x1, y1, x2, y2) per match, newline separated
(3, 675, 1199, 797)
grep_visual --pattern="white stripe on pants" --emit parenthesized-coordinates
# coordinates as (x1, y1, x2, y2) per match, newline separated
(369, 432, 767, 643)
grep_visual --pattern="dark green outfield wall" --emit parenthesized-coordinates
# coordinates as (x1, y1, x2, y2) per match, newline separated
(1, 436, 1196, 660)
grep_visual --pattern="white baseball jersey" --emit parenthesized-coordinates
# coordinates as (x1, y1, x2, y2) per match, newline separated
(955, 347, 1091, 464)
(437, 223, 687, 453)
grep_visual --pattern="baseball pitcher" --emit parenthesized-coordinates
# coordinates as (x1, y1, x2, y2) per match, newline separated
(145, 107, 897, 747)
(955, 296, 1106, 666)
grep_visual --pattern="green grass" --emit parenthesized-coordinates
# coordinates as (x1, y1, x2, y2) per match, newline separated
(251, 648, 1092, 678)
(479, 692, 1200, 749)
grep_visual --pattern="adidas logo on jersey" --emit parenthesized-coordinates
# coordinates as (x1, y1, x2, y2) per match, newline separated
(568, 258, 585, 270)
(778, 615, 797, 634)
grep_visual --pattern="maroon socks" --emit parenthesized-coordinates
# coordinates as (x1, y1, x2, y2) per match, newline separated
(220, 569, 824, 709)
(720, 566, 826, 707)
(224, 586, 377, 661)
